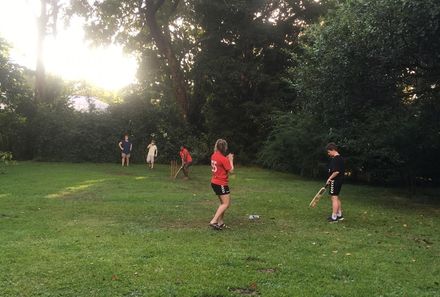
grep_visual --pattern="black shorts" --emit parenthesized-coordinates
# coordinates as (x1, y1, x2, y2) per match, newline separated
(329, 179, 342, 196)
(211, 183, 230, 196)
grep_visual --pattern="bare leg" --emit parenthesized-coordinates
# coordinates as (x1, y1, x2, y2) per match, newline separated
(182, 165, 188, 179)
(217, 196, 225, 225)
(121, 157, 125, 167)
(126, 157, 130, 167)
(218, 213, 225, 226)
(331, 196, 340, 216)
(210, 195, 230, 225)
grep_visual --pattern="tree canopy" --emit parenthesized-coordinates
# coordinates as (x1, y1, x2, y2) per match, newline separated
(1, 0, 439, 188)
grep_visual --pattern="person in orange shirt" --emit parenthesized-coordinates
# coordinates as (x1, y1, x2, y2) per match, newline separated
(209, 139, 234, 230)
(179, 145, 193, 179)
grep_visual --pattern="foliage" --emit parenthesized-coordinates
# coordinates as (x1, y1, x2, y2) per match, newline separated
(0, 151, 13, 173)
(0, 38, 35, 159)
(260, 0, 440, 186)
(1, 1, 440, 188)
(190, 0, 333, 162)
(66, 0, 333, 162)
(259, 111, 328, 177)
(24, 95, 194, 164)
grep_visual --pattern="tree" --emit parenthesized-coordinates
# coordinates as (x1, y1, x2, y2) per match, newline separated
(0, 38, 34, 158)
(264, 0, 440, 186)
(191, 0, 332, 161)
(35, 0, 62, 103)
(69, 0, 191, 118)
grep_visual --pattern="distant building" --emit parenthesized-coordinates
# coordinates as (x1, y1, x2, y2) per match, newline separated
(68, 95, 109, 112)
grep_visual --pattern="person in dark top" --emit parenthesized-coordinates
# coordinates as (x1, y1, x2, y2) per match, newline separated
(118, 134, 132, 167)
(326, 142, 345, 222)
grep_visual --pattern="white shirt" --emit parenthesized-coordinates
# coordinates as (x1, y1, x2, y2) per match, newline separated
(147, 144, 157, 156)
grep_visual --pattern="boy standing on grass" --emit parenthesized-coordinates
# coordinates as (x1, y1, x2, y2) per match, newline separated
(209, 139, 234, 230)
(179, 145, 192, 179)
(326, 142, 345, 223)
(146, 140, 158, 169)
(118, 134, 132, 167)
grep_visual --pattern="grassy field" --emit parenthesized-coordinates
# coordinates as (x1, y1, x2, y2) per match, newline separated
(0, 162, 438, 297)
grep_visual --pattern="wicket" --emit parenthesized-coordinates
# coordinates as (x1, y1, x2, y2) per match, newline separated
(170, 160, 180, 178)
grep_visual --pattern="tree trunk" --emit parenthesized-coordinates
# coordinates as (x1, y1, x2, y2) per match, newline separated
(145, 0, 188, 119)
(35, 0, 47, 102)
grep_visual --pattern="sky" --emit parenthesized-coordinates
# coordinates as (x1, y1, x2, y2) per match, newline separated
(0, 0, 138, 91)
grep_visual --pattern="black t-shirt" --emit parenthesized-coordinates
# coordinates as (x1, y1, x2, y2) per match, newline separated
(328, 155, 345, 180)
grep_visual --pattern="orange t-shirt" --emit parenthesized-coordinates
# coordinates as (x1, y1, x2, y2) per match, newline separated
(211, 151, 232, 186)
(179, 148, 192, 163)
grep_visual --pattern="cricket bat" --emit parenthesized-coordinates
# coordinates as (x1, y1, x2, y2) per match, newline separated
(174, 166, 183, 179)
(309, 184, 328, 208)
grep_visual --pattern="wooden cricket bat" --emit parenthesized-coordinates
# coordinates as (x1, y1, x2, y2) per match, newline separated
(309, 184, 328, 208)
(174, 166, 183, 179)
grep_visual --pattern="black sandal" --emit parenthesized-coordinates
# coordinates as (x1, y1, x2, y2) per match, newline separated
(209, 223, 222, 230)
(218, 223, 229, 230)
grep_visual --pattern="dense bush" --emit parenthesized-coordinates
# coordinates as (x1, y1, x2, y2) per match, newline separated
(259, 0, 440, 187)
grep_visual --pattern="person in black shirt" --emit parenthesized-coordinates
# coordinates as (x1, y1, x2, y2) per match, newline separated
(326, 143, 345, 222)
(118, 134, 132, 167)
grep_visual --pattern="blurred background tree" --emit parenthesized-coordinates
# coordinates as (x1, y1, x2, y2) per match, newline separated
(0, 0, 439, 189)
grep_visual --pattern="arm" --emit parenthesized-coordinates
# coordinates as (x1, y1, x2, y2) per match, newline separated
(227, 154, 234, 174)
(180, 152, 184, 166)
(326, 171, 339, 184)
(118, 141, 123, 150)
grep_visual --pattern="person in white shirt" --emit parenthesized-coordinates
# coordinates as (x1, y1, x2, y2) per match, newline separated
(146, 140, 158, 169)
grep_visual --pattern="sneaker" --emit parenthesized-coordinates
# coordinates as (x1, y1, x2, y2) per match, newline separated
(337, 215, 344, 221)
(327, 216, 338, 223)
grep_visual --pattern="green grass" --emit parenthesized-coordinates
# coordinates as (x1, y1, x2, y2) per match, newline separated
(0, 162, 438, 297)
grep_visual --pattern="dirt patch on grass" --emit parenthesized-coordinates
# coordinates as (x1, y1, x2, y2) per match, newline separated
(244, 256, 265, 263)
(0, 213, 18, 219)
(229, 287, 259, 296)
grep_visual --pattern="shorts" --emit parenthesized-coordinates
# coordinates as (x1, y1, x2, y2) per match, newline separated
(146, 154, 155, 163)
(211, 183, 230, 196)
(121, 152, 131, 158)
(184, 161, 192, 169)
(329, 179, 342, 196)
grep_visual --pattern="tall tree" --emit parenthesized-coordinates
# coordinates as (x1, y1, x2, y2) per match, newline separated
(144, 0, 189, 118)
(69, 0, 190, 118)
(262, 0, 440, 186)
(191, 0, 332, 160)
(35, 0, 61, 103)
(35, 0, 47, 102)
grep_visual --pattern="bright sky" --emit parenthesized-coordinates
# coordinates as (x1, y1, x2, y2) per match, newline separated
(0, 0, 137, 91)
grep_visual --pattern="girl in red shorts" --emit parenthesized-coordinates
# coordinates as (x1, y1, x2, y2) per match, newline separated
(209, 139, 234, 230)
